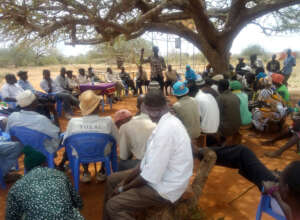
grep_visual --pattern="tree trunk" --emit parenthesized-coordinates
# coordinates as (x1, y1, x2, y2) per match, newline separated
(193, 38, 231, 77)
(137, 148, 217, 220)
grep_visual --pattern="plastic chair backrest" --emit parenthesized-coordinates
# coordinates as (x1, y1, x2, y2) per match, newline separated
(64, 133, 116, 163)
(0, 168, 6, 189)
(256, 194, 286, 220)
(9, 126, 52, 156)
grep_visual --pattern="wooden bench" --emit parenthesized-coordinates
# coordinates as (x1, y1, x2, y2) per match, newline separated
(136, 148, 217, 220)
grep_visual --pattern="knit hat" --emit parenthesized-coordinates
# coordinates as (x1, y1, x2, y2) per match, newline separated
(271, 73, 284, 85)
(230, 80, 242, 90)
(114, 109, 132, 124)
(23, 146, 46, 171)
(16, 90, 36, 108)
(212, 74, 224, 81)
(172, 81, 189, 96)
(79, 90, 102, 116)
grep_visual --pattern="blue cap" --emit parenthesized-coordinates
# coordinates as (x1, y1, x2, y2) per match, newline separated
(172, 81, 189, 96)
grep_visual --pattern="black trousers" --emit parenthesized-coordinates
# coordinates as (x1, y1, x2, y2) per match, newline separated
(199, 145, 277, 190)
(136, 79, 150, 94)
(151, 75, 164, 90)
(164, 80, 176, 95)
(122, 79, 137, 94)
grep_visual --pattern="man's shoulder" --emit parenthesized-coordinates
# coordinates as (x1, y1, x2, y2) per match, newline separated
(1, 83, 8, 89)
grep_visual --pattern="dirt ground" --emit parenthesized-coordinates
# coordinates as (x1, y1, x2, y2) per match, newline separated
(0, 67, 299, 220)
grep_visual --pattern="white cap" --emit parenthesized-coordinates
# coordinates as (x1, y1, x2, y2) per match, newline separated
(16, 90, 36, 108)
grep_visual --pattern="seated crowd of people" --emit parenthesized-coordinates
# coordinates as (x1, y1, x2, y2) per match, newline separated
(0, 48, 299, 220)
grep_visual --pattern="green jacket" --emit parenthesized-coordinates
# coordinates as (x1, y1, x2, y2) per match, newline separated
(233, 90, 252, 125)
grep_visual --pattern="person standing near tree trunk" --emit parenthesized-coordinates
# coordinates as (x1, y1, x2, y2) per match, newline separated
(140, 46, 166, 91)
(281, 49, 296, 86)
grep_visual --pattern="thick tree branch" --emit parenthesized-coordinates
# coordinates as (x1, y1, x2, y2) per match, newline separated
(245, 0, 300, 21)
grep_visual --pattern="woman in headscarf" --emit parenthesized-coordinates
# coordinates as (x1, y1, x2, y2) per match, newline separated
(6, 146, 84, 220)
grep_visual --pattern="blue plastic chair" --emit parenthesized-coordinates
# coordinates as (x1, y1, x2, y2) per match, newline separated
(0, 168, 6, 189)
(256, 194, 286, 220)
(64, 133, 118, 191)
(48, 93, 66, 117)
(101, 95, 113, 112)
(9, 126, 59, 169)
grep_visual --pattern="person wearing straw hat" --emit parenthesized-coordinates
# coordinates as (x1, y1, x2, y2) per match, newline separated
(60, 90, 119, 183)
(6, 146, 84, 220)
(172, 81, 201, 140)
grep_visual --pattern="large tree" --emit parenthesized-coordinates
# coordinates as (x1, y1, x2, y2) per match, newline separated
(0, 0, 299, 75)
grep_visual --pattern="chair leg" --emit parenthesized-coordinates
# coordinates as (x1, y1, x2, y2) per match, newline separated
(101, 99, 105, 112)
(48, 154, 55, 168)
(74, 160, 80, 192)
(105, 160, 111, 176)
(0, 170, 6, 189)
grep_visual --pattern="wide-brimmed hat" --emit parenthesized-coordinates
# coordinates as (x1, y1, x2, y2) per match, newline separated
(79, 90, 102, 116)
(173, 81, 189, 96)
(16, 90, 36, 108)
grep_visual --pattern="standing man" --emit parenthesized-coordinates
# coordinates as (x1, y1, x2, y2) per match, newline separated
(140, 46, 166, 90)
(281, 49, 296, 85)
(103, 90, 193, 220)
(267, 54, 281, 73)
(235, 58, 246, 75)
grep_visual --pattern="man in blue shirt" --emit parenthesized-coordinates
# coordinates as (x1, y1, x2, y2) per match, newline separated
(282, 49, 296, 85)
(17, 71, 35, 92)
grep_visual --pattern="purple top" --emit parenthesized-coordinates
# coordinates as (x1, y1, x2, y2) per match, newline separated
(79, 82, 115, 93)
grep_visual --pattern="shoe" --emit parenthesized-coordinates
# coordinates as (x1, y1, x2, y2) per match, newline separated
(80, 172, 92, 183)
(95, 172, 107, 182)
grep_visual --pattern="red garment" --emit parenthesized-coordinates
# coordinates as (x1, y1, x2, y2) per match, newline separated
(271, 73, 284, 84)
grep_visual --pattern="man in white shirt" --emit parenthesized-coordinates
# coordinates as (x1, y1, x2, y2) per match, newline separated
(60, 90, 119, 183)
(40, 69, 79, 119)
(6, 90, 60, 153)
(103, 90, 193, 220)
(195, 89, 220, 134)
(1, 74, 24, 102)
